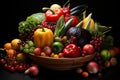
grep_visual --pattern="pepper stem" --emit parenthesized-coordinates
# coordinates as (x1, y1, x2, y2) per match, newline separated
(41, 27, 45, 32)
(42, 7, 56, 14)
(38, 25, 45, 32)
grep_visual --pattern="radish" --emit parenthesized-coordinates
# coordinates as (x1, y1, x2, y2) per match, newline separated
(25, 65, 39, 76)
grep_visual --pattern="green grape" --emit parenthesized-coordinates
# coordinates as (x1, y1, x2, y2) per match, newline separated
(29, 47, 35, 53)
(20, 45, 24, 51)
(23, 48, 30, 54)
(28, 40, 35, 47)
(24, 44, 30, 49)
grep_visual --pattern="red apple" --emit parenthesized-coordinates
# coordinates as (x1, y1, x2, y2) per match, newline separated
(43, 46, 52, 56)
(83, 44, 94, 55)
(33, 48, 41, 55)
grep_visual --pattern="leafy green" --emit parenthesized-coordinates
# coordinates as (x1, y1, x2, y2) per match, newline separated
(26, 13, 45, 24)
(54, 15, 73, 37)
(54, 15, 65, 37)
(18, 12, 45, 34)
(95, 22, 112, 33)
(59, 18, 73, 37)
(101, 35, 114, 49)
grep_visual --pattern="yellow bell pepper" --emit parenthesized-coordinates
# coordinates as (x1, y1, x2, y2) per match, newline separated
(33, 28, 54, 48)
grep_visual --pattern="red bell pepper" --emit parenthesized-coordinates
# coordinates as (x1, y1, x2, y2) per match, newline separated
(63, 43, 81, 58)
(44, 8, 64, 22)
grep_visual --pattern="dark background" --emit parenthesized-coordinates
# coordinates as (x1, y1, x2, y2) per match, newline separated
(0, 0, 120, 48)
(0, 0, 120, 80)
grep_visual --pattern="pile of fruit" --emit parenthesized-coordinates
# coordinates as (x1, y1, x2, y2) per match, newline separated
(0, 0, 119, 77)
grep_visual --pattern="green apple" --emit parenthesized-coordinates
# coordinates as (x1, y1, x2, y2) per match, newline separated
(100, 49, 111, 61)
(52, 41, 64, 54)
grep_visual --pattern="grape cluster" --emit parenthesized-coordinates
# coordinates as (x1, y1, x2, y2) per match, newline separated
(89, 36, 105, 72)
(90, 36, 103, 51)
(20, 40, 35, 54)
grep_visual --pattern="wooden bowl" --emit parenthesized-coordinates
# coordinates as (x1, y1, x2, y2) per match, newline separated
(28, 53, 95, 71)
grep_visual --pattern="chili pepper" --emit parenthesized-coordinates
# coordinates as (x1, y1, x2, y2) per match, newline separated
(33, 27, 54, 48)
(41, 20, 56, 31)
(43, 7, 64, 22)
(63, 43, 81, 58)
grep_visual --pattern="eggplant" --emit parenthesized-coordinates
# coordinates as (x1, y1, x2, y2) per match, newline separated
(66, 27, 82, 39)
(66, 27, 92, 47)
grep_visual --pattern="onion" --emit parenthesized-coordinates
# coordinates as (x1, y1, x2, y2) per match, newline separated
(86, 61, 99, 74)
(25, 65, 39, 76)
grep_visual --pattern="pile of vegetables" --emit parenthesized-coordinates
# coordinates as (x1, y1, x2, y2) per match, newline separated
(0, 0, 119, 78)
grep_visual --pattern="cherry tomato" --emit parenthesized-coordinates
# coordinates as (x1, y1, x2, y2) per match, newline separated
(12, 61, 18, 66)
(0, 58, 6, 64)
(9, 66, 15, 72)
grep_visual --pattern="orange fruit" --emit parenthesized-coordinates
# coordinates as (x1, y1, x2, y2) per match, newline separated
(16, 53, 26, 61)
(82, 71, 89, 77)
(11, 38, 22, 50)
(4, 42, 13, 50)
(6, 49, 16, 57)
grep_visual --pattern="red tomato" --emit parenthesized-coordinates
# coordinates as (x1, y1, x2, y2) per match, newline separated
(65, 15, 79, 27)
